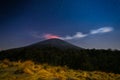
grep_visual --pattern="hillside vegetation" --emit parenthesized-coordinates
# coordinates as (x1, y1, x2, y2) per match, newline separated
(0, 48, 120, 74)
(0, 59, 120, 80)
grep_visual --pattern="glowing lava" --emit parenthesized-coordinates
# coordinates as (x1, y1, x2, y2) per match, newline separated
(44, 34, 60, 39)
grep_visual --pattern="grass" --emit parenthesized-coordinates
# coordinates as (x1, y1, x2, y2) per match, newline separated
(0, 59, 120, 80)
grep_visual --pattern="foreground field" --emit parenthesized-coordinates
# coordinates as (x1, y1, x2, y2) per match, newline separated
(0, 59, 120, 80)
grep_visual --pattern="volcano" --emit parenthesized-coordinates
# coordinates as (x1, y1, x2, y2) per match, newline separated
(0, 39, 83, 61)
(28, 38, 82, 49)
(0, 39, 120, 74)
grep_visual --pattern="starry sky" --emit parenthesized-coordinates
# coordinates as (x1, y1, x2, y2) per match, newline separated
(0, 0, 120, 50)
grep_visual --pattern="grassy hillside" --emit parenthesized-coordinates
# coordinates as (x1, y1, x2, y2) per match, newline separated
(0, 59, 120, 80)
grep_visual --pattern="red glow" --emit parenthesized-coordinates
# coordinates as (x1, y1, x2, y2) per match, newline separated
(44, 34, 60, 39)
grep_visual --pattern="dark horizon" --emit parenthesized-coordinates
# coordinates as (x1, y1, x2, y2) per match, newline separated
(0, 38, 119, 51)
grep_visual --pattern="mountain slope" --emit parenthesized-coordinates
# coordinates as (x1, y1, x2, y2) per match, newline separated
(28, 38, 82, 49)
(0, 39, 120, 74)
(0, 39, 85, 64)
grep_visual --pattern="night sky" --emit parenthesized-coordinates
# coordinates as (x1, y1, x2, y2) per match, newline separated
(0, 0, 120, 50)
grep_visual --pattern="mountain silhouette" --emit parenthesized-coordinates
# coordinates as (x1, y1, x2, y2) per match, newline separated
(0, 38, 120, 74)
(28, 38, 82, 49)
(0, 38, 83, 62)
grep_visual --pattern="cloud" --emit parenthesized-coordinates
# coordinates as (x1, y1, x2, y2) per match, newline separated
(43, 34, 61, 39)
(61, 32, 87, 40)
(90, 27, 113, 34)
(31, 32, 61, 39)
(31, 32, 87, 40)
(31, 27, 114, 40)
(61, 27, 114, 40)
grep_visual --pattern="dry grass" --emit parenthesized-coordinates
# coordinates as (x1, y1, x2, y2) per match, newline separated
(0, 59, 120, 80)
